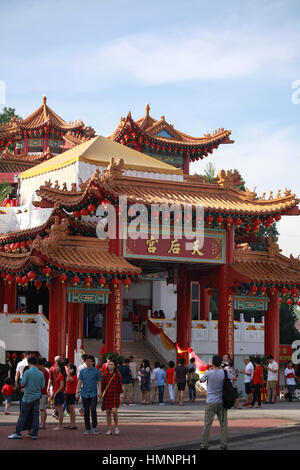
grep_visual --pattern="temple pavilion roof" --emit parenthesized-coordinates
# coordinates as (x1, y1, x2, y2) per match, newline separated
(110, 104, 234, 164)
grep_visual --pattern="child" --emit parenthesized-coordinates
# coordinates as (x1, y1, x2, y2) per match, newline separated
(166, 361, 176, 404)
(2, 378, 15, 415)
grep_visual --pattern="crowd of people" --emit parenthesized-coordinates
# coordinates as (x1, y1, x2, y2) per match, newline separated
(4, 351, 200, 440)
(2, 349, 298, 446)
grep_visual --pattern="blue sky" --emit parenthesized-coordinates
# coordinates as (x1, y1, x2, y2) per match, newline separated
(1, 0, 300, 255)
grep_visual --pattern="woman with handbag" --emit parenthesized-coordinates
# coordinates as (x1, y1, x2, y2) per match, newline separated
(101, 360, 123, 435)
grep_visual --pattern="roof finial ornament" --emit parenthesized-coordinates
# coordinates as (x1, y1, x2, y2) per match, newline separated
(43, 94, 47, 105)
(145, 103, 150, 116)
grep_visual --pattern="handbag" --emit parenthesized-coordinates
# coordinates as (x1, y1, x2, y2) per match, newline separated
(101, 373, 116, 399)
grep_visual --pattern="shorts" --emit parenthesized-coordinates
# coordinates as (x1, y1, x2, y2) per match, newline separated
(245, 382, 252, 394)
(267, 381, 277, 391)
(66, 394, 76, 405)
(39, 395, 48, 410)
(122, 383, 133, 394)
(3, 395, 11, 404)
(54, 392, 65, 406)
(177, 383, 186, 392)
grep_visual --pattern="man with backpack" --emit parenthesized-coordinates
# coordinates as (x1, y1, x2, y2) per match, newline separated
(200, 355, 233, 450)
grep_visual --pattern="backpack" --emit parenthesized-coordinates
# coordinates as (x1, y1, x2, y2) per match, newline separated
(222, 369, 236, 409)
(191, 372, 199, 384)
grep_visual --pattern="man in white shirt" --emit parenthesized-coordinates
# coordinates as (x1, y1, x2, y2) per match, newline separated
(265, 355, 279, 404)
(14, 351, 32, 387)
(239, 357, 254, 407)
(284, 361, 296, 402)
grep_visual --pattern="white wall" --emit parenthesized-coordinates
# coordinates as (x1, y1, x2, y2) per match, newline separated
(152, 280, 177, 318)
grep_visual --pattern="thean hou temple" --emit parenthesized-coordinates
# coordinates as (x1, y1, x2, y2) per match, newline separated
(0, 98, 299, 378)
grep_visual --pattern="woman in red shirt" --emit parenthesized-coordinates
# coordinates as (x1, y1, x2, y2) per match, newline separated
(64, 364, 78, 429)
(251, 358, 264, 408)
(166, 361, 176, 404)
(101, 360, 123, 435)
(52, 362, 66, 430)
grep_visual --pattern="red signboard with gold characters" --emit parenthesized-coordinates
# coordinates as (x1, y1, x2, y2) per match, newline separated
(279, 345, 293, 363)
(123, 229, 226, 264)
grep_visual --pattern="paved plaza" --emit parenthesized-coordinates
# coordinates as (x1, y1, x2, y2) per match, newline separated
(1, 399, 300, 450)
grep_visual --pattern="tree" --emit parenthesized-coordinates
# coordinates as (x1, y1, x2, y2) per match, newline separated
(0, 107, 21, 124)
(280, 303, 300, 345)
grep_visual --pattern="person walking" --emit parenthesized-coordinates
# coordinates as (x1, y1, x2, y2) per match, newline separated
(2, 378, 15, 415)
(76, 355, 102, 435)
(139, 360, 151, 405)
(8, 357, 45, 440)
(47, 355, 63, 420)
(77, 354, 87, 417)
(14, 351, 32, 410)
(239, 357, 254, 407)
(166, 361, 176, 404)
(200, 354, 233, 450)
(265, 355, 279, 404)
(101, 360, 123, 435)
(175, 357, 189, 406)
(284, 361, 296, 402)
(89, 311, 103, 340)
(188, 368, 199, 402)
(119, 359, 132, 406)
(151, 361, 161, 404)
(37, 358, 49, 429)
(156, 364, 166, 405)
(52, 361, 67, 431)
(251, 358, 264, 408)
(226, 359, 240, 409)
(129, 355, 137, 405)
(64, 363, 78, 429)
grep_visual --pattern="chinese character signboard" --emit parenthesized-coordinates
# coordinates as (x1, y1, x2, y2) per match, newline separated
(123, 229, 225, 264)
(279, 345, 293, 363)
(234, 296, 269, 311)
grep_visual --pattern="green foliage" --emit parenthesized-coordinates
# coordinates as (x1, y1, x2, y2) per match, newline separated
(0, 107, 21, 124)
(0, 182, 13, 204)
(203, 162, 216, 183)
(249, 224, 279, 251)
(280, 303, 300, 345)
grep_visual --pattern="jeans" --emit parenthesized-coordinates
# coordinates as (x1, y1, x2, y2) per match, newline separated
(82, 396, 98, 430)
(158, 385, 165, 403)
(201, 403, 228, 448)
(16, 398, 40, 436)
(287, 385, 295, 401)
(251, 384, 261, 406)
(168, 384, 175, 401)
(188, 384, 196, 400)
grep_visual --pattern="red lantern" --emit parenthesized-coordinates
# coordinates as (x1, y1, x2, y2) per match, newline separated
(42, 266, 52, 277)
(6, 352, 11, 361)
(12, 352, 17, 360)
(206, 215, 214, 226)
(28, 271, 36, 282)
(1, 272, 7, 280)
(281, 287, 288, 296)
(269, 286, 277, 296)
(22, 275, 29, 286)
(58, 273, 67, 284)
(34, 280, 42, 290)
(5, 273, 14, 285)
(123, 278, 132, 290)
(234, 218, 243, 228)
(16, 275, 22, 286)
(72, 275, 80, 287)
(274, 214, 281, 222)
(279, 297, 284, 303)
(250, 285, 258, 294)
(98, 277, 106, 288)
(101, 198, 110, 210)
(287, 298, 293, 305)
(226, 217, 233, 227)
(216, 216, 223, 226)
(111, 278, 120, 288)
(84, 276, 93, 287)
(80, 208, 88, 216)
(297, 300, 300, 307)
(87, 204, 96, 214)
(73, 210, 81, 218)
(292, 288, 299, 298)
(259, 285, 267, 295)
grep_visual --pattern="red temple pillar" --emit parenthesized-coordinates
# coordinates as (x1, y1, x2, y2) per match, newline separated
(218, 224, 235, 358)
(0, 279, 4, 312)
(105, 283, 122, 354)
(48, 278, 67, 362)
(176, 266, 191, 364)
(200, 286, 210, 321)
(67, 303, 80, 363)
(3, 280, 17, 313)
(264, 290, 280, 364)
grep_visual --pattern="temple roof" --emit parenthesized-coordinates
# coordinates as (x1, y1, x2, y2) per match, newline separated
(110, 104, 234, 162)
(0, 96, 95, 140)
(0, 216, 141, 276)
(233, 240, 300, 285)
(33, 160, 299, 218)
(18, 135, 182, 180)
